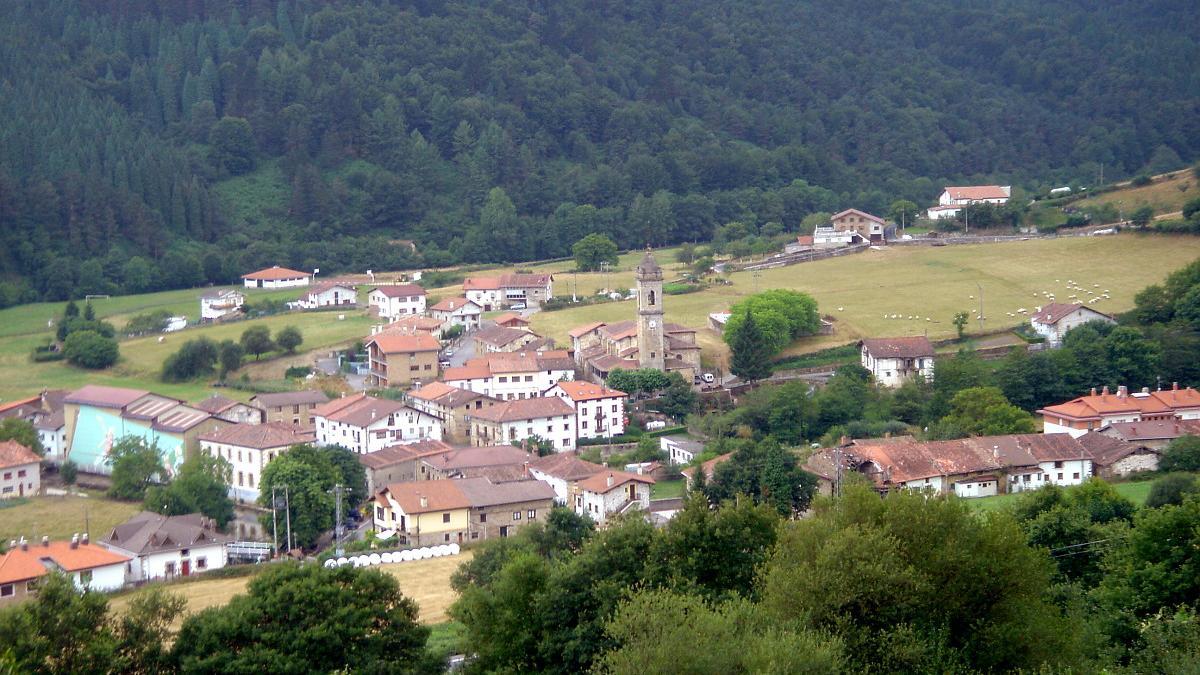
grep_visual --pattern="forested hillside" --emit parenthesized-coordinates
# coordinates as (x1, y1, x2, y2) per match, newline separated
(1, 0, 1197, 303)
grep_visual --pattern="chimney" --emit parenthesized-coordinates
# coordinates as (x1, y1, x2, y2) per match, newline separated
(419, 495, 429, 508)
(1117, 385, 1128, 398)
(19, 537, 28, 551)
(1090, 387, 1097, 396)
(70, 534, 78, 549)
(1174, 382, 1180, 391)
(606, 473, 615, 487)
(41, 536, 49, 547)
(81, 533, 89, 546)
(1102, 386, 1109, 396)
(1142, 387, 1150, 394)
(992, 445, 1000, 463)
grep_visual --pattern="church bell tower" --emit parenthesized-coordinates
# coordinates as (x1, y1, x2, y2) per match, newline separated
(636, 249, 666, 370)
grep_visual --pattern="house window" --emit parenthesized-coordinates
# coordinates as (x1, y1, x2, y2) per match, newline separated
(2, 472, 8, 480)
(512, 511, 522, 520)
(17, 470, 25, 478)
(444, 534, 451, 542)
(0, 584, 13, 597)
(527, 509, 536, 519)
(479, 513, 487, 523)
(80, 570, 93, 585)
(293, 405, 300, 414)
(442, 513, 451, 523)
(196, 557, 207, 570)
(164, 562, 176, 576)
(376, 506, 385, 520)
(1073, 472, 1080, 480)
(1057, 473, 1064, 480)
(471, 532, 479, 539)
(1054, 461, 1063, 469)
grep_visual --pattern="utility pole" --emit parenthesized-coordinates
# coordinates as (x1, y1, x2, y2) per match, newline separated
(333, 483, 345, 557)
(752, 270, 762, 293)
(271, 486, 279, 557)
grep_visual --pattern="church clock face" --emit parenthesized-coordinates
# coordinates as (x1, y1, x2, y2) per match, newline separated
(649, 320, 657, 328)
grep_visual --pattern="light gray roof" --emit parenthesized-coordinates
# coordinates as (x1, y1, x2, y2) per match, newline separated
(102, 512, 233, 556)
(250, 390, 331, 408)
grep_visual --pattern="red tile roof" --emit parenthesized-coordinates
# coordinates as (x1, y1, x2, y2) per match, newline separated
(0, 541, 130, 584)
(528, 452, 606, 481)
(367, 332, 442, 353)
(430, 297, 481, 313)
(551, 381, 626, 402)
(470, 397, 575, 423)
(1030, 302, 1111, 326)
(198, 422, 313, 449)
(860, 336, 934, 359)
(576, 469, 654, 493)
(944, 185, 1010, 200)
(241, 266, 309, 281)
(0, 440, 40, 470)
(1037, 387, 1196, 421)
(370, 284, 426, 298)
(831, 208, 885, 224)
(568, 322, 606, 339)
(443, 364, 493, 381)
(493, 313, 529, 327)
(65, 385, 151, 409)
(462, 277, 501, 290)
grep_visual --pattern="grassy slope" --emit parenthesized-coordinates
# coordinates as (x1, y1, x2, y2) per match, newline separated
(0, 490, 141, 542)
(1075, 170, 1199, 216)
(531, 235, 1200, 363)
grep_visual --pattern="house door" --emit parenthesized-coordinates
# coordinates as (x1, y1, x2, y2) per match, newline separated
(18, 483, 23, 497)
(628, 484, 636, 501)
(457, 532, 463, 543)
(181, 559, 191, 576)
(499, 526, 509, 537)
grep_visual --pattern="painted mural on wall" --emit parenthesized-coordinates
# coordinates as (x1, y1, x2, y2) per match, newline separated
(67, 406, 186, 478)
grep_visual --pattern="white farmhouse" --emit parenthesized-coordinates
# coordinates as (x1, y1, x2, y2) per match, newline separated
(367, 284, 427, 321)
(660, 435, 705, 465)
(295, 282, 358, 309)
(240, 265, 310, 289)
(927, 185, 1011, 220)
(443, 351, 576, 401)
(428, 297, 482, 330)
(467, 397, 577, 452)
(200, 289, 244, 322)
(1029, 302, 1115, 347)
(101, 512, 232, 582)
(573, 470, 654, 525)
(1039, 384, 1200, 437)
(313, 394, 443, 454)
(0, 537, 129, 600)
(0, 441, 40, 499)
(860, 336, 935, 388)
(198, 422, 314, 501)
(544, 380, 627, 440)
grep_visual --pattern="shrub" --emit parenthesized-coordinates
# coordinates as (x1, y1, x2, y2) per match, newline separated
(60, 460, 77, 486)
(1145, 473, 1200, 509)
(63, 330, 119, 369)
(285, 365, 313, 379)
(161, 338, 219, 382)
(1131, 174, 1153, 187)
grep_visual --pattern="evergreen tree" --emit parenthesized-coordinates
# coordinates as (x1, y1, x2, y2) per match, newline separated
(727, 309, 772, 381)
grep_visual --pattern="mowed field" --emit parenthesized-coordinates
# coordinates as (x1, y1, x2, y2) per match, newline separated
(531, 235, 1200, 361)
(0, 491, 141, 543)
(969, 479, 1156, 512)
(108, 550, 473, 627)
(0, 302, 375, 403)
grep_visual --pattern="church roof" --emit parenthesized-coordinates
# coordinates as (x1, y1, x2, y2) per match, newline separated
(636, 250, 662, 277)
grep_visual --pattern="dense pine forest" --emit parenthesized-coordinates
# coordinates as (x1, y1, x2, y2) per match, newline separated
(0, 0, 1197, 304)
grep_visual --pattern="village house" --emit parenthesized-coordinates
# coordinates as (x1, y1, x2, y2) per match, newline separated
(358, 439, 454, 495)
(0, 441, 41, 499)
(1039, 384, 1200, 437)
(784, 235, 815, 254)
(63, 385, 231, 478)
(571, 252, 701, 383)
(199, 422, 315, 501)
(926, 185, 1011, 220)
(1096, 418, 1200, 451)
(313, 394, 443, 454)
(1029, 302, 1116, 347)
(241, 265, 310, 289)
(821, 433, 1097, 498)
(467, 397, 577, 451)
(860, 336, 935, 388)
(527, 453, 605, 504)
(249, 390, 330, 427)
(372, 315, 445, 338)
(428, 297, 483, 331)
(493, 313, 530, 329)
(365, 332, 442, 388)
(544, 381, 627, 440)
(463, 273, 553, 310)
(294, 282, 358, 309)
(473, 325, 538, 353)
(193, 394, 262, 425)
(418, 445, 536, 482)
(371, 477, 555, 545)
(199, 289, 244, 322)
(0, 536, 130, 604)
(812, 225, 862, 249)
(830, 208, 886, 243)
(573, 470, 655, 526)
(1077, 432, 1160, 479)
(0, 391, 67, 462)
(406, 382, 501, 443)
(680, 453, 733, 489)
(660, 435, 705, 465)
(100, 512, 233, 582)
(443, 351, 576, 401)
(367, 284, 427, 321)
